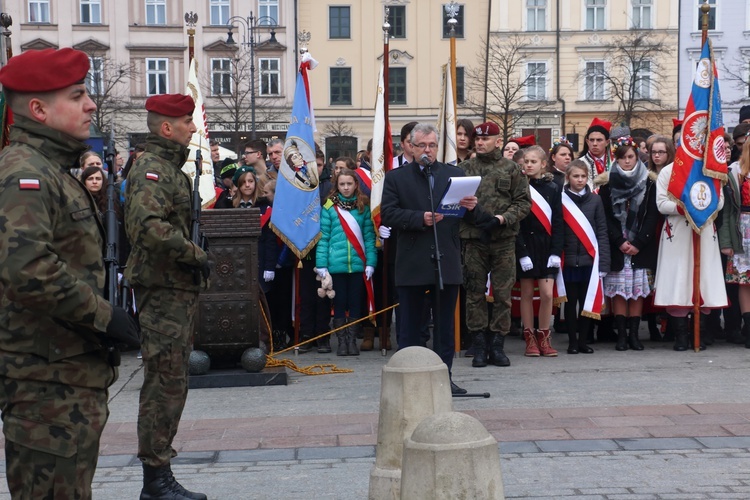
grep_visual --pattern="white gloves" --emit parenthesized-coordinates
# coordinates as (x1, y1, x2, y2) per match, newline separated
(547, 255, 561, 268)
(519, 257, 533, 272)
(365, 266, 375, 279)
(263, 270, 275, 282)
(378, 225, 391, 239)
(599, 272, 607, 279)
(316, 267, 328, 278)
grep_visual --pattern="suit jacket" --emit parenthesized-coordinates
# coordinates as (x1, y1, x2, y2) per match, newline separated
(382, 160, 475, 286)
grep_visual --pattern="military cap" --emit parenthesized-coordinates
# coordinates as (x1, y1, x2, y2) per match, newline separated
(232, 165, 255, 186)
(474, 122, 500, 137)
(0, 48, 89, 93)
(145, 93, 195, 117)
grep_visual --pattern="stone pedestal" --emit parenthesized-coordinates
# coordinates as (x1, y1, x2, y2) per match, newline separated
(400, 411, 505, 500)
(368, 346, 452, 500)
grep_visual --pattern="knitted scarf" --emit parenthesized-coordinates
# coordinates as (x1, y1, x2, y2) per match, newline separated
(332, 193, 357, 211)
(608, 159, 648, 241)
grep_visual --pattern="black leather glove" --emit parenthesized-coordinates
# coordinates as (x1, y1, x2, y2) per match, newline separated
(105, 307, 141, 349)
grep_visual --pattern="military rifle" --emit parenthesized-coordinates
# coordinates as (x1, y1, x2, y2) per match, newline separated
(190, 139, 208, 285)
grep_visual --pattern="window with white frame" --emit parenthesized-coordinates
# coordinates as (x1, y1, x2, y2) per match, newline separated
(146, 58, 169, 95)
(29, 0, 50, 23)
(696, 0, 716, 31)
(633, 60, 652, 100)
(329, 6, 350, 39)
(210, 0, 229, 26)
(526, 62, 547, 101)
(86, 57, 103, 95)
(585, 61, 606, 100)
(145, 0, 166, 25)
(259, 58, 280, 96)
(259, 0, 279, 25)
(387, 5, 406, 39)
(211, 58, 232, 96)
(631, 0, 652, 29)
(527, 0, 546, 32)
(585, 0, 606, 30)
(80, 0, 101, 24)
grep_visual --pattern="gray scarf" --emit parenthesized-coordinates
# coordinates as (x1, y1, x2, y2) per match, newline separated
(608, 159, 648, 241)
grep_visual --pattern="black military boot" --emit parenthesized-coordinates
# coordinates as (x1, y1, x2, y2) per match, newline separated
(316, 335, 332, 353)
(615, 315, 628, 351)
(672, 316, 689, 351)
(628, 316, 644, 350)
(471, 331, 488, 367)
(141, 464, 207, 500)
(488, 333, 511, 367)
(700, 313, 714, 346)
(646, 313, 662, 342)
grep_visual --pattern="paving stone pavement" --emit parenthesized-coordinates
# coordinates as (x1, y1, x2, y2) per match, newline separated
(1, 331, 750, 498)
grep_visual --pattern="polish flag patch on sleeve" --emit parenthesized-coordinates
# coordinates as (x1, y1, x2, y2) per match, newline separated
(19, 178, 40, 190)
(145, 172, 159, 181)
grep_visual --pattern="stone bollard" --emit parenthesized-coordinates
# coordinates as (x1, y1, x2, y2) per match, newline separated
(368, 346, 453, 500)
(400, 411, 505, 500)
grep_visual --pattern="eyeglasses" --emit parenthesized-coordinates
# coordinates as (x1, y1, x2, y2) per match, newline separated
(651, 150, 668, 155)
(244, 150, 258, 155)
(413, 143, 438, 150)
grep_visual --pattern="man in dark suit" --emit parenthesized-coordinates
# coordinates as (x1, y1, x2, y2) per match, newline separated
(381, 123, 484, 395)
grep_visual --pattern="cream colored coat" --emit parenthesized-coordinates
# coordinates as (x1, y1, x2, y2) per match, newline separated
(653, 163, 728, 309)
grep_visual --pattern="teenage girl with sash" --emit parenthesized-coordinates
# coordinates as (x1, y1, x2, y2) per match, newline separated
(516, 145, 563, 357)
(316, 168, 377, 356)
(561, 160, 611, 354)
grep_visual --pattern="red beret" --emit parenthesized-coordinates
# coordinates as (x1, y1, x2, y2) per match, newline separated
(512, 135, 536, 148)
(672, 118, 683, 129)
(0, 48, 89, 93)
(474, 121, 500, 137)
(145, 93, 195, 117)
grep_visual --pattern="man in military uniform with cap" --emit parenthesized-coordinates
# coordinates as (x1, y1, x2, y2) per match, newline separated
(0, 48, 140, 499)
(460, 121, 530, 368)
(125, 93, 209, 500)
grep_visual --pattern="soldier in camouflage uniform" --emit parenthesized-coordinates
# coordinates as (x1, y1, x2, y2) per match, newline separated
(124, 93, 209, 500)
(0, 48, 140, 499)
(460, 122, 530, 368)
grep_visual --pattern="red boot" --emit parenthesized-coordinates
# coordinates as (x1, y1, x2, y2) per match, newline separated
(536, 329, 558, 357)
(523, 328, 540, 357)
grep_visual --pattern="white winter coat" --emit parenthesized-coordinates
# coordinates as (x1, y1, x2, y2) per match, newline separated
(653, 163, 728, 309)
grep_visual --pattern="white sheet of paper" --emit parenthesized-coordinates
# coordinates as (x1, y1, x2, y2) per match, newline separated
(440, 176, 481, 204)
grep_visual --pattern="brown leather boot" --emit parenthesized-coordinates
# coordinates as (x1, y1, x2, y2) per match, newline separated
(523, 328, 540, 357)
(535, 329, 558, 357)
(360, 326, 375, 351)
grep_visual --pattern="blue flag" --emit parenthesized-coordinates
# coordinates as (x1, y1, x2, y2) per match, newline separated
(668, 39, 727, 233)
(270, 58, 321, 258)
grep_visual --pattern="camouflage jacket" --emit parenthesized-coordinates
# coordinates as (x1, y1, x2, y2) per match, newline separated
(459, 148, 530, 241)
(125, 133, 207, 292)
(0, 116, 116, 387)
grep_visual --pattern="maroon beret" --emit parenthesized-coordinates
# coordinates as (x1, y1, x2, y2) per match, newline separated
(474, 121, 500, 137)
(145, 93, 195, 117)
(0, 48, 89, 93)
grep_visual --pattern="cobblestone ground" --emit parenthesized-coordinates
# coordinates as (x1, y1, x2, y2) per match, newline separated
(2, 444, 748, 499)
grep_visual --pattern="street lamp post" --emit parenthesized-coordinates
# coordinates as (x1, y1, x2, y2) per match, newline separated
(226, 13, 277, 140)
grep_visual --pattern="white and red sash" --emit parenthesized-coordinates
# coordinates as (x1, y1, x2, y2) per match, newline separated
(355, 168, 372, 192)
(529, 185, 566, 304)
(561, 192, 604, 319)
(334, 205, 375, 314)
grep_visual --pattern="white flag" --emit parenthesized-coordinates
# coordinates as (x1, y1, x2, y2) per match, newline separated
(370, 60, 392, 229)
(182, 58, 216, 207)
(437, 64, 457, 166)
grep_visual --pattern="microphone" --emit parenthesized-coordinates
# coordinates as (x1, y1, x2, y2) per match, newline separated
(419, 153, 432, 167)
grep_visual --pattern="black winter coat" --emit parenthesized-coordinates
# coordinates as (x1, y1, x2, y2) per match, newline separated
(598, 177, 658, 272)
(561, 186, 611, 273)
(516, 174, 564, 277)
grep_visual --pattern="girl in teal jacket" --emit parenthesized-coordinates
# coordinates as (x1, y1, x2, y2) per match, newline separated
(316, 168, 377, 355)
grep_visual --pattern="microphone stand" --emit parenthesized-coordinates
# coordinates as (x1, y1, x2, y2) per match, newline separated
(425, 158, 491, 400)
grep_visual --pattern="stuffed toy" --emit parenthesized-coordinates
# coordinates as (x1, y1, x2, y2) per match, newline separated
(315, 272, 336, 299)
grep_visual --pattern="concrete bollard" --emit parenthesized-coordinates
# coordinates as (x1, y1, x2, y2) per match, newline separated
(400, 411, 505, 500)
(368, 346, 453, 500)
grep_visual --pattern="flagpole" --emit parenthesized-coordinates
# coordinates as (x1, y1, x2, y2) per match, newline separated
(691, 1, 711, 352)
(0, 13, 12, 151)
(447, 2, 458, 119)
(185, 11, 197, 65)
(379, 7, 391, 356)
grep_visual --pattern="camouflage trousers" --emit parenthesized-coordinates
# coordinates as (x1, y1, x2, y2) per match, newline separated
(463, 239, 516, 334)
(135, 286, 199, 467)
(0, 377, 109, 499)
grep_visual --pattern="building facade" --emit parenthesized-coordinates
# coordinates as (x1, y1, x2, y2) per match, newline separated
(678, 0, 750, 130)
(4, 0, 299, 153)
(489, 0, 679, 151)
